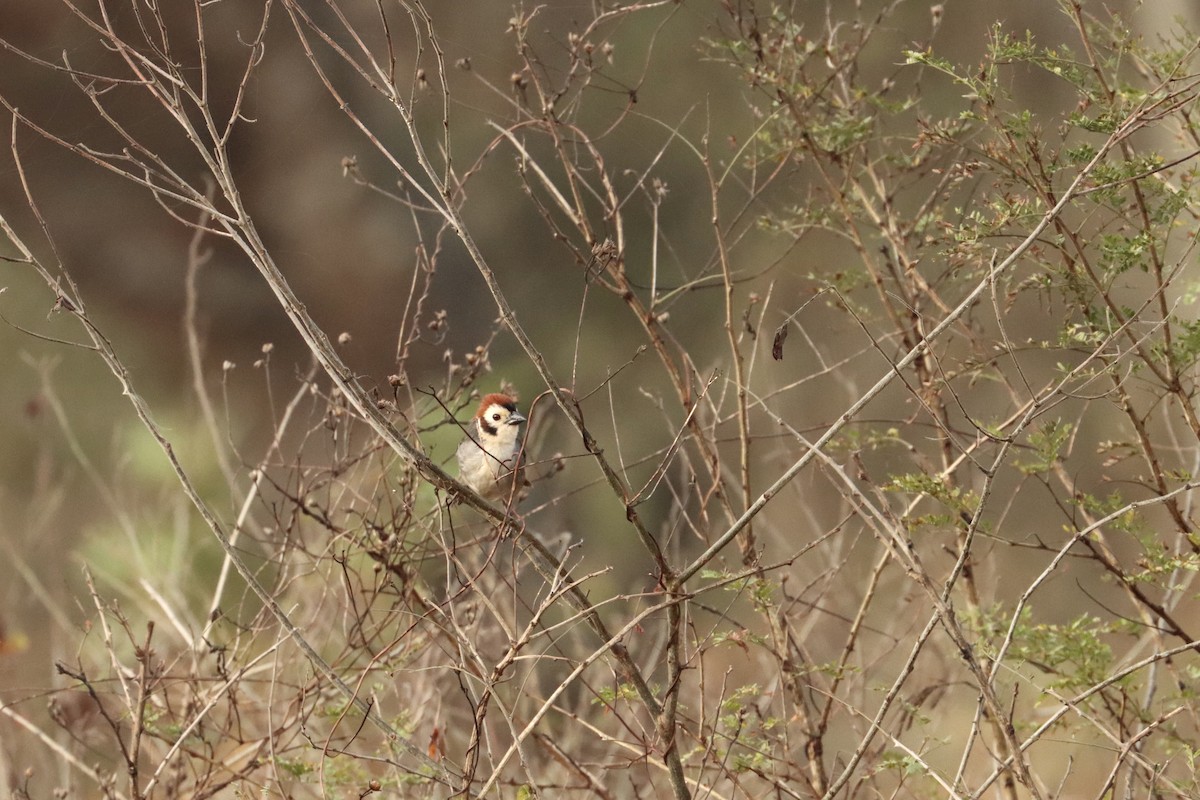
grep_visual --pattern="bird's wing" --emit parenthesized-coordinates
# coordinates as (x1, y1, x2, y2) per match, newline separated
(455, 428, 481, 461)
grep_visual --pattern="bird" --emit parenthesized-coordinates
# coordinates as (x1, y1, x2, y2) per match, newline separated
(455, 393, 528, 502)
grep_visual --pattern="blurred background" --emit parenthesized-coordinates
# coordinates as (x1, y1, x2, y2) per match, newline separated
(2, 0, 1200, 796)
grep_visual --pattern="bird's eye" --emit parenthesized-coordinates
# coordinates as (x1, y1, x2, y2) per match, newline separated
(492, 413, 501, 421)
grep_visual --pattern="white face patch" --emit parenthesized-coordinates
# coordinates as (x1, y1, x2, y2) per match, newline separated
(479, 404, 511, 436)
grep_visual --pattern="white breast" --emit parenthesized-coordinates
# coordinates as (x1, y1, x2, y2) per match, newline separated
(456, 431, 520, 499)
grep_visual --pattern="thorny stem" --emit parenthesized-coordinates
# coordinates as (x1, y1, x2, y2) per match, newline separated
(706, 148, 756, 565)
(127, 621, 153, 800)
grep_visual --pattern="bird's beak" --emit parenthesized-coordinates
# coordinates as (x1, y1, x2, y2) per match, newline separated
(508, 412, 526, 425)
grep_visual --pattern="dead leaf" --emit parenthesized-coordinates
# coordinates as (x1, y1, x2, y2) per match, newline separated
(772, 323, 789, 360)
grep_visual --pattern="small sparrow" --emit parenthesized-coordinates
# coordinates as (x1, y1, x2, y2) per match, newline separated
(456, 393, 528, 502)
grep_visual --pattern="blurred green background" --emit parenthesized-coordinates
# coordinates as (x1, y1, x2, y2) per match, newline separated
(0, 0, 1192, 678)
(2, 0, 1199, 792)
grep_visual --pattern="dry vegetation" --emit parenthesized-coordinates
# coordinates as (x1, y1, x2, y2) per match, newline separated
(3, 1, 1200, 798)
